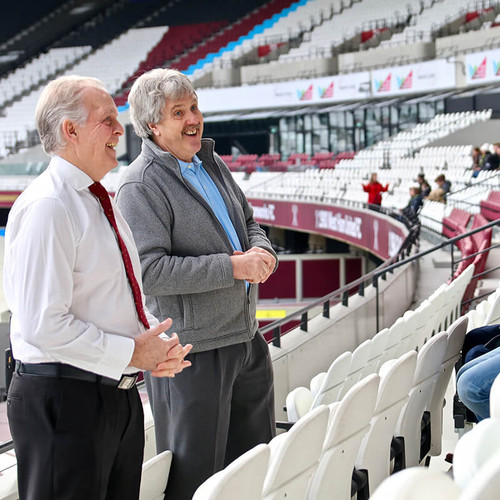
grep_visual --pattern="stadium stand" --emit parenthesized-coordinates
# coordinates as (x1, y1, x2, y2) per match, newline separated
(2, 0, 500, 499)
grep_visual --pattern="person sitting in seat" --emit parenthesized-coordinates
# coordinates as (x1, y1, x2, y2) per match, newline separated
(404, 186, 423, 215)
(457, 345, 500, 421)
(426, 174, 451, 203)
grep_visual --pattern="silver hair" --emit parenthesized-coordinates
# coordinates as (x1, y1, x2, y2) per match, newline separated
(128, 68, 197, 139)
(35, 75, 107, 155)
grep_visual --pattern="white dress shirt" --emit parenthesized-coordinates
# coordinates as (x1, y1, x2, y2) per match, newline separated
(3, 156, 158, 379)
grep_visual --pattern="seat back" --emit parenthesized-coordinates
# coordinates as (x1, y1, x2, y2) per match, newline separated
(396, 310, 418, 357)
(484, 292, 500, 326)
(362, 328, 389, 378)
(369, 467, 460, 500)
(396, 331, 448, 467)
(193, 444, 270, 500)
(285, 386, 314, 423)
(139, 450, 173, 500)
(489, 373, 500, 419)
(263, 405, 329, 500)
(339, 339, 371, 399)
(413, 300, 434, 349)
(311, 351, 352, 407)
(308, 374, 379, 500)
(143, 402, 156, 463)
(379, 319, 406, 366)
(460, 448, 500, 500)
(428, 316, 469, 456)
(356, 351, 417, 492)
(310, 372, 326, 396)
(427, 284, 448, 335)
(453, 418, 500, 491)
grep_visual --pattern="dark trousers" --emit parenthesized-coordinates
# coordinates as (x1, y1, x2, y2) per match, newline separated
(7, 372, 144, 500)
(462, 324, 500, 364)
(146, 332, 275, 500)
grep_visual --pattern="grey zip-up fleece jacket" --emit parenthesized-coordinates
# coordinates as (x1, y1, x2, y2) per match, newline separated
(115, 138, 278, 352)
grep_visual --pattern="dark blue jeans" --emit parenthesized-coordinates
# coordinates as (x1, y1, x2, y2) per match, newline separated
(461, 324, 500, 364)
(457, 346, 500, 421)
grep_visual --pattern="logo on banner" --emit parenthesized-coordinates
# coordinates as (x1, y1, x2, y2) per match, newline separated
(374, 74, 391, 92)
(373, 219, 379, 251)
(297, 84, 313, 101)
(388, 231, 403, 257)
(251, 203, 276, 221)
(493, 59, 500, 76)
(291, 204, 299, 227)
(397, 70, 413, 90)
(319, 82, 334, 99)
(469, 57, 487, 80)
(315, 210, 362, 239)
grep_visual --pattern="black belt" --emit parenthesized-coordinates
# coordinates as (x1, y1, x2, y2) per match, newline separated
(15, 361, 139, 390)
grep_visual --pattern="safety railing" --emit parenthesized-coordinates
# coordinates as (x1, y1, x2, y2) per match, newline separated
(261, 215, 499, 344)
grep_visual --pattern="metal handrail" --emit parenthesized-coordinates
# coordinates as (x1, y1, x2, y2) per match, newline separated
(261, 216, 499, 340)
(261, 211, 421, 345)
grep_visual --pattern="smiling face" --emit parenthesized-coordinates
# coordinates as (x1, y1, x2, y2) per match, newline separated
(149, 93, 203, 162)
(63, 86, 124, 181)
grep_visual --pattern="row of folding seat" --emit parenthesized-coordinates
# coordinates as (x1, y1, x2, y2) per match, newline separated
(371, 373, 500, 500)
(381, 0, 484, 48)
(189, 315, 469, 499)
(0, 27, 167, 157)
(119, 261, 477, 500)
(465, 285, 500, 332)
(0, 46, 91, 107)
(107, 236, 487, 499)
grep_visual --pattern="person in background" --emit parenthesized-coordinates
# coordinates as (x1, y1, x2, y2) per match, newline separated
(435, 173, 451, 195)
(479, 143, 493, 170)
(362, 172, 389, 207)
(3, 75, 192, 500)
(404, 186, 423, 215)
(115, 68, 278, 500)
(416, 173, 431, 197)
(426, 174, 451, 203)
(481, 142, 500, 171)
(472, 146, 481, 170)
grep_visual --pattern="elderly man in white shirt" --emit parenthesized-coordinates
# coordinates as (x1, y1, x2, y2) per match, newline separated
(3, 75, 192, 500)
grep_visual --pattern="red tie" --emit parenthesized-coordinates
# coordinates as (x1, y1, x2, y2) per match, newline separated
(89, 182, 150, 329)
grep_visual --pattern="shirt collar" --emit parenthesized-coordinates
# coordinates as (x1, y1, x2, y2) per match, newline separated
(49, 155, 96, 192)
(177, 155, 202, 175)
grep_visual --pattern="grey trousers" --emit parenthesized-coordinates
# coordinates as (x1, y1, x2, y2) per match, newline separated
(145, 331, 275, 500)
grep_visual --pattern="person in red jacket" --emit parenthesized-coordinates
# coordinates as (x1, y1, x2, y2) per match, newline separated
(362, 173, 389, 206)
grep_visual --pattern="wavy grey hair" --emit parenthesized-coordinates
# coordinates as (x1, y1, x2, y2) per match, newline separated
(35, 75, 107, 155)
(128, 68, 197, 139)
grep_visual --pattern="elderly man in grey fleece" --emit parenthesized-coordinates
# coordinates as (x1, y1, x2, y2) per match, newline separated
(115, 68, 277, 500)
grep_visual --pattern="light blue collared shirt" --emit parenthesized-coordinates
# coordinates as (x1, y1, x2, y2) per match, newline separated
(178, 155, 242, 253)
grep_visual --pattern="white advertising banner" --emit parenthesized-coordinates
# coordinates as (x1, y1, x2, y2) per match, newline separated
(196, 59, 456, 114)
(465, 48, 500, 85)
(116, 58, 461, 114)
(370, 59, 456, 97)
(197, 72, 371, 113)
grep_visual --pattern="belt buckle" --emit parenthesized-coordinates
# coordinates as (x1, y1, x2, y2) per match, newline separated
(117, 373, 138, 390)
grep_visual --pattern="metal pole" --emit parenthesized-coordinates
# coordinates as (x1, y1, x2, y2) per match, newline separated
(374, 275, 380, 332)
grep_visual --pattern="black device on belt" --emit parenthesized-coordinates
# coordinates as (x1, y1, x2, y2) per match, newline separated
(15, 361, 139, 390)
